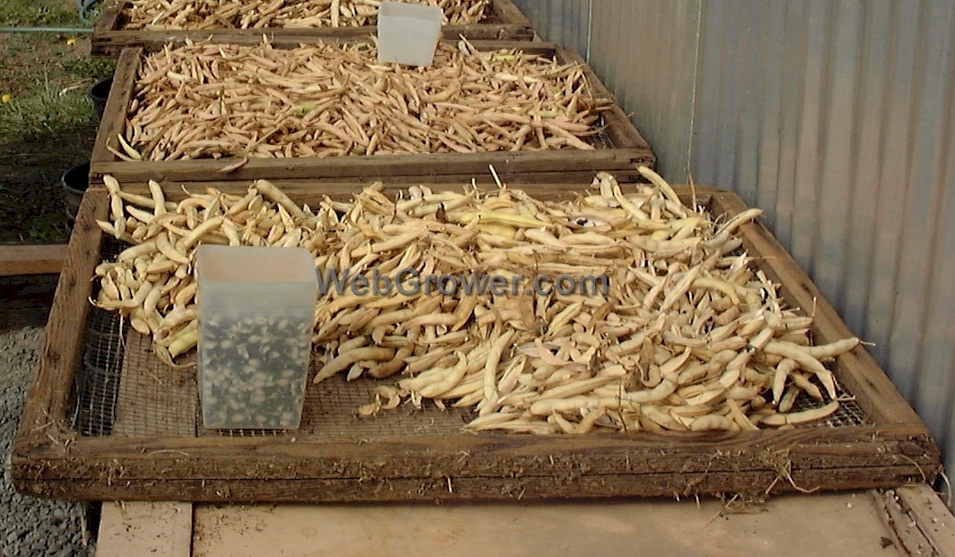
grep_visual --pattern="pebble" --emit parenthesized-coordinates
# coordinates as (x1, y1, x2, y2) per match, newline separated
(0, 327, 96, 557)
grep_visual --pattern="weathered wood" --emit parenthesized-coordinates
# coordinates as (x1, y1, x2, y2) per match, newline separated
(90, 48, 140, 167)
(0, 244, 67, 276)
(12, 188, 106, 450)
(872, 485, 955, 557)
(89, 149, 653, 184)
(17, 467, 935, 504)
(87, 42, 655, 184)
(11, 425, 939, 483)
(91, 0, 535, 58)
(10, 183, 941, 503)
(870, 486, 955, 557)
(96, 502, 192, 557)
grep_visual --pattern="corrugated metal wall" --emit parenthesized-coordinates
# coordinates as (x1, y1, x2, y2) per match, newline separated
(511, 0, 591, 59)
(589, 0, 701, 181)
(516, 0, 955, 482)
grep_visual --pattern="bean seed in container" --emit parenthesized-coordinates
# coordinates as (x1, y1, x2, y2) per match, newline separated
(199, 312, 311, 429)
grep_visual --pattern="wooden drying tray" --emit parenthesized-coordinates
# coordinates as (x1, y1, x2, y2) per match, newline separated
(89, 40, 655, 185)
(92, 0, 536, 58)
(11, 180, 940, 503)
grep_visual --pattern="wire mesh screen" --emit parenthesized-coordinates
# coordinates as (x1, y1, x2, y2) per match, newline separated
(792, 389, 870, 428)
(69, 302, 870, 439)
(586, 116, 615, 150)
(69, 237, 128, 436)
(203, 375, 477, 438)
(70, 307, 126, 436)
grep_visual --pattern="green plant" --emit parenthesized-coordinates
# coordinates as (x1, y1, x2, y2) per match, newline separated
(59, 57, 117, 80)
(0, 0, 85, 27)
(0, 77, 96, 142)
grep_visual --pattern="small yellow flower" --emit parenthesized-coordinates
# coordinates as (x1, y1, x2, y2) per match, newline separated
(1, 94, 10, 103)
(66, 37, 77, 46)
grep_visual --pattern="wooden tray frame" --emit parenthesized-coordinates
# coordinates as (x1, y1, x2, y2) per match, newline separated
(12, 180, 941, 503)
(88, 41, 655, 185)
(92, 0, 536, 57)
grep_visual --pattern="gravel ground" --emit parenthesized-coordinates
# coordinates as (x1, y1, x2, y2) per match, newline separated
(1, 327, 96, 557)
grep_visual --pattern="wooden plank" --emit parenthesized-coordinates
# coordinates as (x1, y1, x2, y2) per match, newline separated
(874, 484, 955, 557)
(95, 502, 192, 557)
(0, 245, 67, 276)
(90, 48, 140, 166)
(89, 149, 652, 184)
(16, 466, 938, 504)
(10, 183, 941, 503)
(92, 0, 122, 33)
(11, 189, 107, 452)
(10, 422, 939, 481)
(491, 0, 535, 35)
(188, 491, 900, 557)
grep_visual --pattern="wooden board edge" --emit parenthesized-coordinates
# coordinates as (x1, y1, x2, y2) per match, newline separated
(602, 104, 654, 152)
(19, 465, 936, 504)
(96, 501, 192, 557)
(872, 485, 955, 557)
(895, 484, 955, 557)
(493, 0, 535, 30)
(12, 191, 107, 452)
(89, 148, 652, 183)
(0, 244, 67, 276)
(93, 0, 123, 33)
(12, 425, 939, 484)
(90, 47, 140, 167)
(709, 190, 929, 428)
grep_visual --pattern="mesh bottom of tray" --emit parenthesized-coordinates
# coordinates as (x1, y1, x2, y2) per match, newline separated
(69, 307, 870, 439)
(586, 122, 615, 150)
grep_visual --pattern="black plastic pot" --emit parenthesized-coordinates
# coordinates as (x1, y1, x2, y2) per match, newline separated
(88, 78, 112, 121)
(62, 162, 90, 222)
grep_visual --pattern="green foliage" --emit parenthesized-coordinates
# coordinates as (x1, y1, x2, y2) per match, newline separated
(0, 0, 85, 27)
(0, 78, 96, 142)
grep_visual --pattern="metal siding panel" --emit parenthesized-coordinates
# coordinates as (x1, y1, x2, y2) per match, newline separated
(842, 1, 893, 338)
(863, 0, 921, 373)
(888, 0, 955, 400)
(685, 0, 955, 478)
(588, 0, 701, 181)
(510, 0, 591, 58)
(810, 0, 858, 310)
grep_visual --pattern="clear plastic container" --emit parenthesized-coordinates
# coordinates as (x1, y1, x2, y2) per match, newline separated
(377, 1, 443, 67)
(196, 245, 317, 429)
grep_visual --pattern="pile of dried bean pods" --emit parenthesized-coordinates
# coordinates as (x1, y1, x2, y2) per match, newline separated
(91, 168, 859, 433)
(116, 40, 610, 161)
(123, 0, 491, 30)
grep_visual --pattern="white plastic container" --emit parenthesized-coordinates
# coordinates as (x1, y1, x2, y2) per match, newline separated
(196, 245, 317, 429)
(377, 1, 443, 67)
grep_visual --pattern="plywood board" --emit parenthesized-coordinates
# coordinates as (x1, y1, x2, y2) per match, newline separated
(190, 492, 899, 557)
(96, 501, 191, 557)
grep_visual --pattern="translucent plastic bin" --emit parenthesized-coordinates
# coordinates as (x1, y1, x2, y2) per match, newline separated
(377, 1, 442, 67)
(196, 245, 317, 429)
